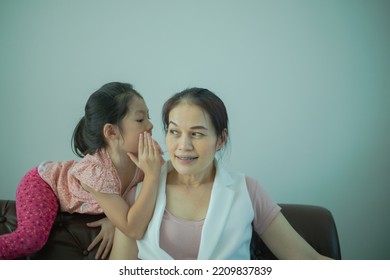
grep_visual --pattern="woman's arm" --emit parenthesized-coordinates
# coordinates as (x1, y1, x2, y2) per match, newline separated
(260, 212, 333, 260)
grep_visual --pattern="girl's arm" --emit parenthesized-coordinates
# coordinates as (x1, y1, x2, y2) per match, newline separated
(81, 175, 158, 240)
(109, 227, 139, 260)
(260, 212, 333, 260)
(82, 133, 163, 240)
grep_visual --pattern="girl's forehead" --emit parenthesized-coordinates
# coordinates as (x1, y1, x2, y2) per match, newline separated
(129, 97, 148, 112)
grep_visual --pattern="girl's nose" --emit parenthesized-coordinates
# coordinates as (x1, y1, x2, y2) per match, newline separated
(147, 119, 153, 132)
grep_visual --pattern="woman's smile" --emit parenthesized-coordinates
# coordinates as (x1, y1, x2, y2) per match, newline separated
(175, 155, 199, 164)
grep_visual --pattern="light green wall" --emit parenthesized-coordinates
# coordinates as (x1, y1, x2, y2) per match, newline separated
(1, 0, 389, 259)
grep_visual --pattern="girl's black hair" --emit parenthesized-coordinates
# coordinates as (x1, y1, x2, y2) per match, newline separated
(71, 82, 142, 157)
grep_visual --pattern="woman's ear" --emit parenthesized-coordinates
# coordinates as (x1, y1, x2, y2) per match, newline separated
(103, 123, 119, 140)
(216, 128, 228, 150)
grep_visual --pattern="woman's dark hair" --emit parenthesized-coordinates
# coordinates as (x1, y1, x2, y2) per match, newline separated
(71, 82, 143, 157)
(162, 87, 229, 148)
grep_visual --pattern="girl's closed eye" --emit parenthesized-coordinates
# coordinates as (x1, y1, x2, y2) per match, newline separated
(136, 111, 150, 123)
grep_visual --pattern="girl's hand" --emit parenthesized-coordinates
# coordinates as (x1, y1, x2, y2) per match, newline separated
(127, 132, 165, 177)
(86, 217, 114, 259)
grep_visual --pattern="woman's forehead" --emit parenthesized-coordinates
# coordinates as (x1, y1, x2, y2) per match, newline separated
(169, 103, 211, 128)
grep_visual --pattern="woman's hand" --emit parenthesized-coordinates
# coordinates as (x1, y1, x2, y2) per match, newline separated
(86, 217, 115, 259)
(128, 132, 165, 177)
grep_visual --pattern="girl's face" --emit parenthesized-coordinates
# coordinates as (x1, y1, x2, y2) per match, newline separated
(165, 102, 224, 178)
(119, 96, 153, 155)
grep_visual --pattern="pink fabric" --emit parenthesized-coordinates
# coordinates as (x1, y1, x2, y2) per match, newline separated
(39, 149, 143, 214)
(245, 176, 281, 235)
(0, 167, 58, 259)
(160, 209, 203, 260)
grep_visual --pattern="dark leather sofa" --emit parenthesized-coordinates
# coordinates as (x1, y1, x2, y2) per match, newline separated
(0, 200, 341, 259)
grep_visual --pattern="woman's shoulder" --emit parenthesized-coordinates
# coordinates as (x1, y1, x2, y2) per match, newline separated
(243, 175, 264, 198)
(245, 175, 259, 188)
(243, 174, 273, 203)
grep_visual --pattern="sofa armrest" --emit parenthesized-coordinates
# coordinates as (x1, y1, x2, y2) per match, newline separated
(251, 204, 342, 260)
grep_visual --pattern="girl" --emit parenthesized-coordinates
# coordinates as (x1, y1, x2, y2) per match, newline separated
(0, 82, 164, 259)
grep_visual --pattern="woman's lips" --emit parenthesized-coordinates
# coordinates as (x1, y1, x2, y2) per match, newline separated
(175, 155, 198, 163)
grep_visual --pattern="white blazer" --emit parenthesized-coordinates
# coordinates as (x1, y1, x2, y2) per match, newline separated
(136, 160, 254, 260)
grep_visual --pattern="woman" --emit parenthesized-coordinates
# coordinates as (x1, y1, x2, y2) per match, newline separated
(109, 87, 332, 260)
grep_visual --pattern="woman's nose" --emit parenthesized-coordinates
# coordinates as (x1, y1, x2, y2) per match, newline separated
(178, 135, 192, 150)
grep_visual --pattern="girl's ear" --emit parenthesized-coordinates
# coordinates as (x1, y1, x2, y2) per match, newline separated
(216, 128, 228, 150)
(103, 123, 119, 140)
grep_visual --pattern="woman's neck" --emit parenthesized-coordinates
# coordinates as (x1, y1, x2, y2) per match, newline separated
(168, 164, 216, 189)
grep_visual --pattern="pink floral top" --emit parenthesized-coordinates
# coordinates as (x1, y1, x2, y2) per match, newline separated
(38, 148, 143, 214)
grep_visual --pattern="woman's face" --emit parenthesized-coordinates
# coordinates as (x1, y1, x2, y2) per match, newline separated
(165, 102, 223, 177)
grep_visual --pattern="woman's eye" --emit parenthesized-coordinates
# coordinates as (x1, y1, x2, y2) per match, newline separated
(192, 132, 204, 137)
(136, 119, 144, 123)
(169, 129, 178, 135)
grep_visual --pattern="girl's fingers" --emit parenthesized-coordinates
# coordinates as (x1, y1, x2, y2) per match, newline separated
(153, 140, 163, 158)
(153, 140, 163, 155)
(138, 133, 144, 155)
(146, 132, 153, 155)
(144, 132, 158, 156)
(151, 139, 158, 156)
(143, 132, 149, 154)
(139, 131, 162, 159)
